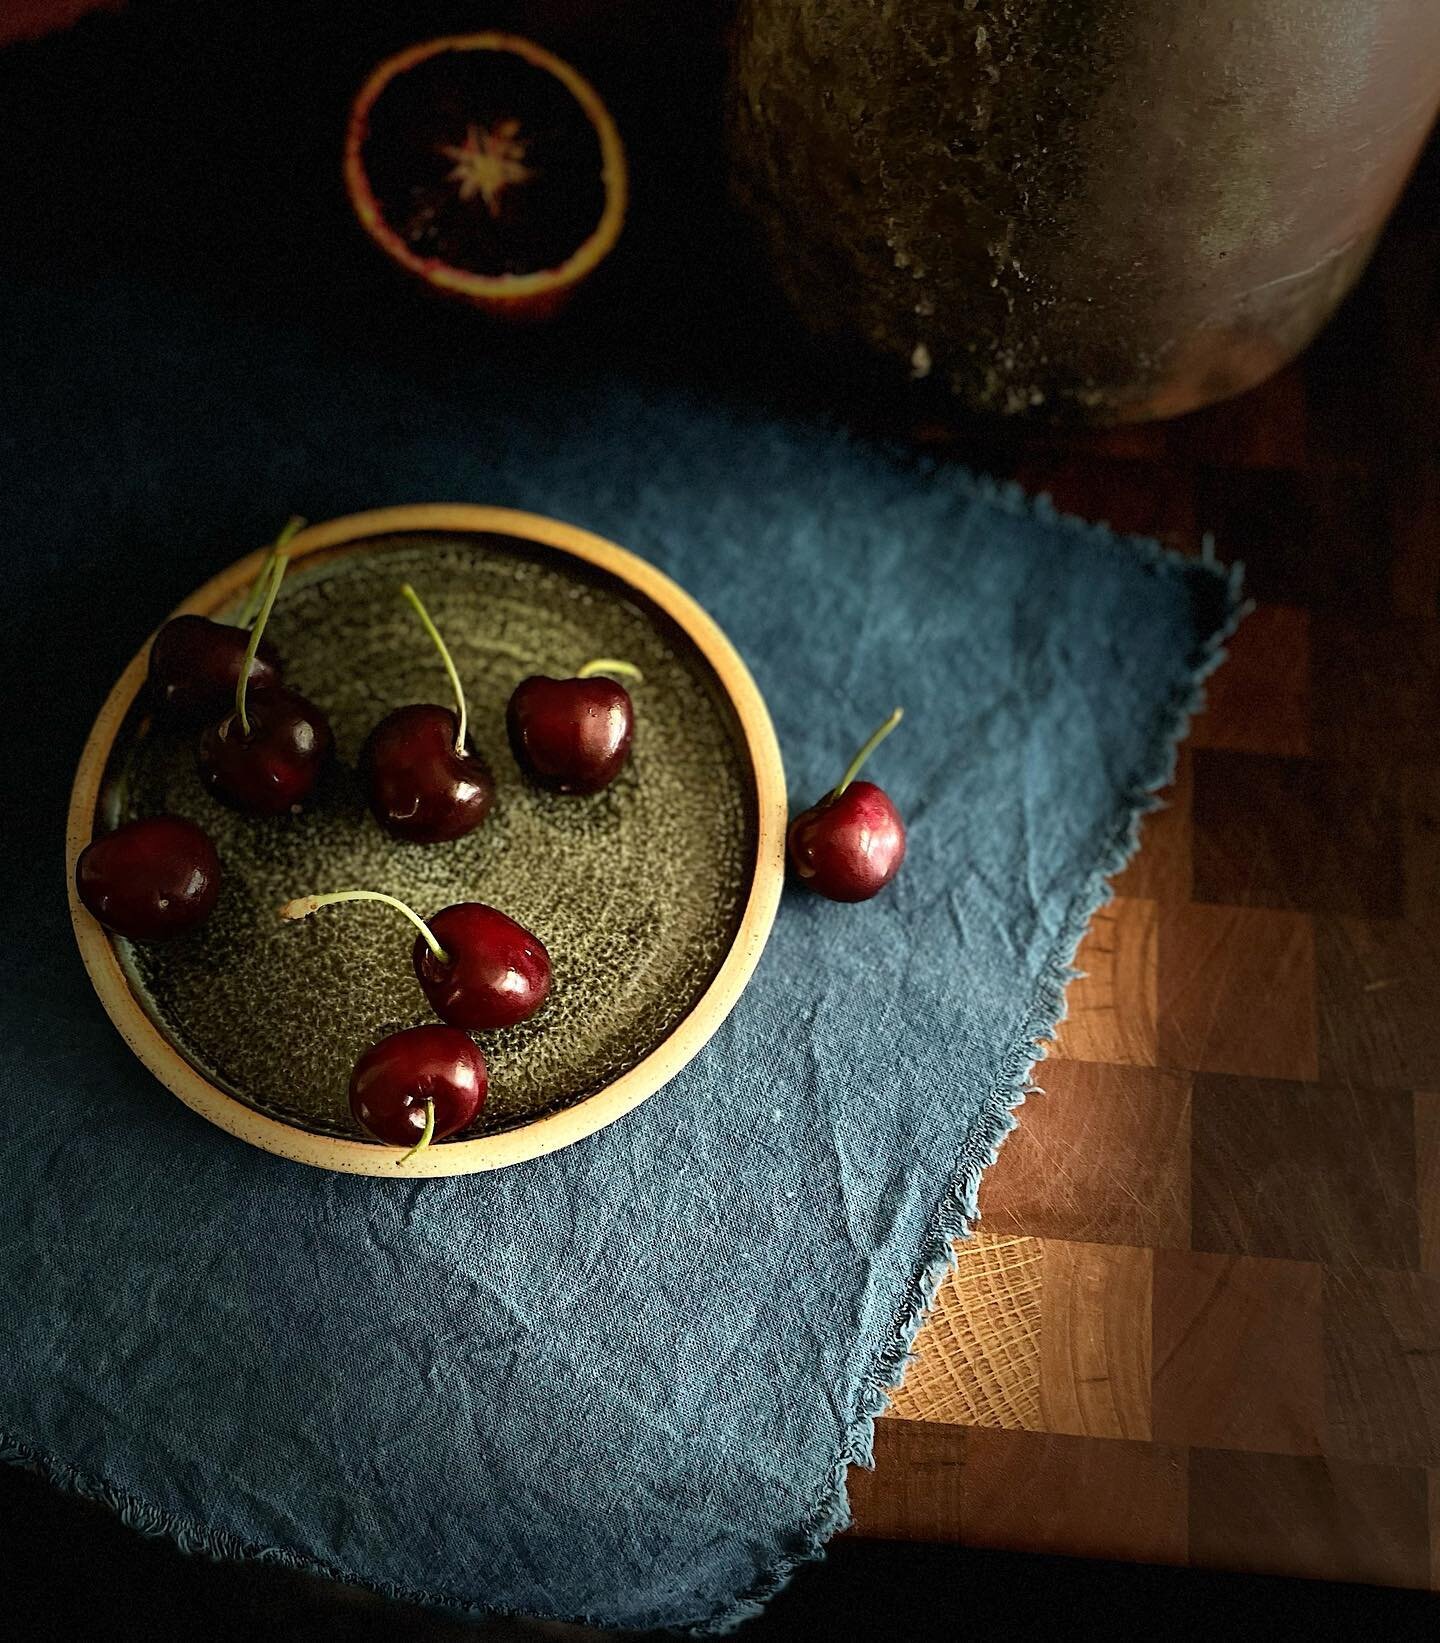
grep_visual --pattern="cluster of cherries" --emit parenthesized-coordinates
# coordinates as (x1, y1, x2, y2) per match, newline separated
(75, 520, 909, 1165)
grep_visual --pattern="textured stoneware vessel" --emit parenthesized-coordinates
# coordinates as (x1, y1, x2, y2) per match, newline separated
(729, 0, 1440, 421)
(67, 507, 786, 1177)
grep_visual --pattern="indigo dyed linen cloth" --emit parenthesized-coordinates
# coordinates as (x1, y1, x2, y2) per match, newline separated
(1, 267, 1237, 1631)
(0, 16, 1237, 1634)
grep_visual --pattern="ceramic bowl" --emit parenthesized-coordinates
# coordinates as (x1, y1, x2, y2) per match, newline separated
(66, 505, 785, 1175)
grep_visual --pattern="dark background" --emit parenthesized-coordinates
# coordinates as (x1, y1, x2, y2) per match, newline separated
(0, 1, 818, 408)
(6, 1456, 1438, 1641)
(4, 2, 1438, 1637)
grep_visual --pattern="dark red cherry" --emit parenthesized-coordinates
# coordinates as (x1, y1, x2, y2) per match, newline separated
(788, 709, 907, 902)
(361, 704, 494, 844)
(279, 892, 553, 1032)
(198, 687, 332, 816)
(507, 666, 637, 795)
(75, 814, 221, 941)
(414, 903, 552, 1030)
(194, 535, 328, 815)
(789, 781, 907, 902)
(148, 616, 282, 724)
(147, 517, 303, 723)
(349, 1025, 487, 1155)
(362, 583, 493, 843)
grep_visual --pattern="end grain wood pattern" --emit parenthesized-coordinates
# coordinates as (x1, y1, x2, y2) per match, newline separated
(854, 147, 1440, 1591)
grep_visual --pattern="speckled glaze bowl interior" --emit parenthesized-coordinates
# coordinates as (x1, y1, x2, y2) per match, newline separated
(66, 507, 786, 1175)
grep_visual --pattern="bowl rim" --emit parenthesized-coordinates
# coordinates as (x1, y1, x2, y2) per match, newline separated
(66, 504, 787, 1176)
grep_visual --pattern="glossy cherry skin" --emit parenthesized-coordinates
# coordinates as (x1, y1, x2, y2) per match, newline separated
(788, 781, 907, 903)
(349, 1025, 487, 1148)
(506, 676, 634, 795)
(75, 815, 221, 941)
(148, 615, 282, 724)
(360, 704, 494, 844)
(413, 903, 552, 1030)
(197, 688, 333, 816)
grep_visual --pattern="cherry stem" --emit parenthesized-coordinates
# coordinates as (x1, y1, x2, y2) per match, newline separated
(400, 583, 468, 756)
(830, 707, 904, 801)
(236, 563, 271, 630)
(237, 516, 305, 627)
(576, 658, 644, 683)
(277, 891, 451, 964)
(235, 553, 287, 737)
(399, 1098, 436, 1165)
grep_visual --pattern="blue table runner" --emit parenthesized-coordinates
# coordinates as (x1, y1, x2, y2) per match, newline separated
(1, 268, 1238, 1633)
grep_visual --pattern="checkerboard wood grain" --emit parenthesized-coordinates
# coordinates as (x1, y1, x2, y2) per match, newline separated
(852, 153, 1440, 1591)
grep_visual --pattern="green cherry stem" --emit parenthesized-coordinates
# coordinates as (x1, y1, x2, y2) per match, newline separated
(399, 1098, 436, 1165)
(277, 890, 451, 964)
(235, 562, 271, 630)
(237, 516, 305, 627)
(576, 658, 644, 683)
(400, 583, 469, 757)
(829, 707, 904, 802)
(235, 552, 287, 737)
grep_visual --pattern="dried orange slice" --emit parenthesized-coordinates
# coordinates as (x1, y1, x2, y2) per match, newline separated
(344, 34, 627, 321)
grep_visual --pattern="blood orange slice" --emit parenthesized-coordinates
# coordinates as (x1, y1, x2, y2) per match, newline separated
(344, 33, 627, 321)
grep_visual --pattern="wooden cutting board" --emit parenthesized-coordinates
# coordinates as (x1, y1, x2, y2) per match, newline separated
(850, 153, 1440, 1592)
